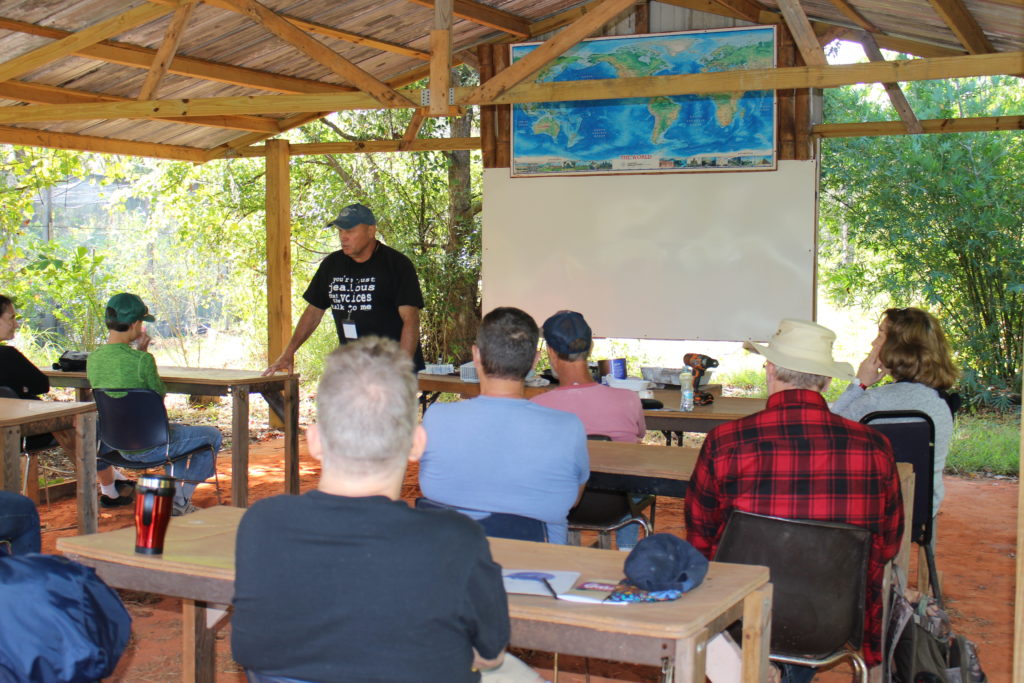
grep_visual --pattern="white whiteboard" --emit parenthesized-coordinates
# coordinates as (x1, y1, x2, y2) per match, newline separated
(482, 160, 817, 341)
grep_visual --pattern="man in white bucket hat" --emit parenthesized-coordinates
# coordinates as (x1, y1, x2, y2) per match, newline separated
(685, 319, 904, 682)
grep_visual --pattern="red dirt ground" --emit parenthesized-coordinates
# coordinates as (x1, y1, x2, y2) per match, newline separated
(37, 435, 1016, 682)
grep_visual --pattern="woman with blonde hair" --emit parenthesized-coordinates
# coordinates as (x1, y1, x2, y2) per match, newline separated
(832, 307, 959, 514)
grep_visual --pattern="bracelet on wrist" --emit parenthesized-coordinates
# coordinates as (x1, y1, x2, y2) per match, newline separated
(859, 382, 868, 391)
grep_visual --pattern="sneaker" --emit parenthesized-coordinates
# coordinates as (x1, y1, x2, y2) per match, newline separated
(99, 494, 133, 508)
(114, 479, 136, 497)
(172, 501, 199, 517)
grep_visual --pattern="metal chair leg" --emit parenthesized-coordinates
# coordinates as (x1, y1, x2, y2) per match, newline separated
(925, 544, 943, 607)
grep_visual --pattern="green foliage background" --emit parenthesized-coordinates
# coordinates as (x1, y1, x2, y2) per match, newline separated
(1, 69, 1020, 409)
(819, 74, 1024, 407)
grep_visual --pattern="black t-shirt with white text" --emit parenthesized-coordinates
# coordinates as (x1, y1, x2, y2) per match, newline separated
(304, 241, 425, 369)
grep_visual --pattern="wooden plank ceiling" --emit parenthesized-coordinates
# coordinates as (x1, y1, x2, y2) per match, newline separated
(0, 0, 1019, 161)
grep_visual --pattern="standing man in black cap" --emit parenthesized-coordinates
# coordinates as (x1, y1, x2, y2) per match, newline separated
(264, 203, 425, 374)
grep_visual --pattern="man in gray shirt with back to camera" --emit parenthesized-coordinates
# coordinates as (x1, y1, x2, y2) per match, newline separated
(233, 337, 544, 683)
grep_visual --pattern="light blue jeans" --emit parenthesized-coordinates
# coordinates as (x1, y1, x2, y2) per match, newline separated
(119, 424, 221, 506)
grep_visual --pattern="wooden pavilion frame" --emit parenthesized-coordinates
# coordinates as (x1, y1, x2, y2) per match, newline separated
(0, 1, 1022, 675)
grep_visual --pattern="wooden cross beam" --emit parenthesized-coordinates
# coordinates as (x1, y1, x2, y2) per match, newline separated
(220, 0, 415, 107)
(860, 32, 924, 134)
(138, 0, 198, 101)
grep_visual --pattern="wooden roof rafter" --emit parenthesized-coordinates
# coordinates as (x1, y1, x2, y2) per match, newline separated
(0, 2, 176, 83)
(0, 16, 361, 94)
(823, 0, 878, 32)
(464, 0, 637, 105)
(860, 32, 924, 134)
(147, 0, 431, 60)
(777, 0, 829, 66)
(926, 0, 995, 54)
(219, 0, 415, 107)
(138, 0, 198, 100)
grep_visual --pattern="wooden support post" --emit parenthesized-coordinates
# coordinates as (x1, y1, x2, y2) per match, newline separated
(1015, 336, 1024, 681)
(429, 0, 453, 116)
(284, 376, 300, 495)
(493, 45, 511, 169)
(776, 24, 797, 160)
(792, 46, 814, 160)
(266, 138, 291, 429)
(231, 386, 250, 507)
(182, 600, 217, 683)
(634, 0, 650, 34)
(75, 412, 97, 535)
(478, 44, 497, 168)
(1, 427, 19, 493)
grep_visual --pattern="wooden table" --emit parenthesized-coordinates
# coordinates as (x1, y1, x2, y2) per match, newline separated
(58, 506, 772, 683)
(0, 398, 98, 534)
(587, 440, 697, 498)
(417, 373, 550, 401)
(418, 374, 746, 437)
(45, 367, 299, 507)
(644, 396, 766, 443)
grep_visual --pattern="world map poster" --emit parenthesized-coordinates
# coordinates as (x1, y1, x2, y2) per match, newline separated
(510, 26, 777, 177)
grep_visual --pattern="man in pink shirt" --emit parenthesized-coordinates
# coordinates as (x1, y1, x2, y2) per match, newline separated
(530, 311, 648, 549)
(530, 311, 646, 443)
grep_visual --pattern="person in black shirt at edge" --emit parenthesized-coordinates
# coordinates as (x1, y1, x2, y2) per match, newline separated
(0, 294, 135, 507)
(233, 337, 545, 683)
(263, 203, 425, 375)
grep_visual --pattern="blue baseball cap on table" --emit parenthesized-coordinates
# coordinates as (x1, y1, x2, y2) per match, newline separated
(624, 533, 708, 593)
(327, 203, 376, 230)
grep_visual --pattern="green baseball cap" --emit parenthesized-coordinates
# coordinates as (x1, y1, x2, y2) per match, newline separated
(105, 293, 155, 324)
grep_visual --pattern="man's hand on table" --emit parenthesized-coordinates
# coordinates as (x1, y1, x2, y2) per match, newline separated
(263, 353, 294, 376)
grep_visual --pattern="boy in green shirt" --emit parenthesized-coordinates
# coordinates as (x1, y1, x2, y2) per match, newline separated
(88, 293, 221, 516)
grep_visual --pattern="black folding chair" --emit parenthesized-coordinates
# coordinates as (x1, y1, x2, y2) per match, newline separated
(567, 434, 655, 549)
(415, 498, 548, 542)
(92, 388, 220, 503)
(715, 511, 872, 682)
(860, 410, 942, 606)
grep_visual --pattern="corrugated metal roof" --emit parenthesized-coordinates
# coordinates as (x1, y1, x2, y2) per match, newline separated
(0, 0, 1019, 159)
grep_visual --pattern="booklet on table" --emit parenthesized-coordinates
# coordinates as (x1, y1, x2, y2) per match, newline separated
(502, 569, 624, 605)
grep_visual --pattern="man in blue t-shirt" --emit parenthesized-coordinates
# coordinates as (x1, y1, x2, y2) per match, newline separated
(234, 338, 541, 682)
(419, 307, 589, 544)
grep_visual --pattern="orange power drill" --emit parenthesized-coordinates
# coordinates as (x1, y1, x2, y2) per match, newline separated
(683, 353, 719, 406)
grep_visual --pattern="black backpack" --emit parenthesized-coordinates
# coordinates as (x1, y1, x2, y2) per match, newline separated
(52, 350, 89, 372)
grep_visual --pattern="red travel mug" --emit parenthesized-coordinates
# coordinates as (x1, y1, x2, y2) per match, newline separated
(135, 474, 175, 555)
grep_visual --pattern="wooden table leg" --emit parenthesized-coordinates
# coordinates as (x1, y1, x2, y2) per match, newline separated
(284, 377, 299, 495)
(1, 426, 20, 492)
(182, 599, 218, 683)
(231, 386, 249, 507)
(74, 412, 97, 535)
(741, 583, 773, 682)
(672, 630, 709, 682)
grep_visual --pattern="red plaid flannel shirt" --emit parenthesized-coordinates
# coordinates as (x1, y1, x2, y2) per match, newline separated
(685, 389, 904, 667)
